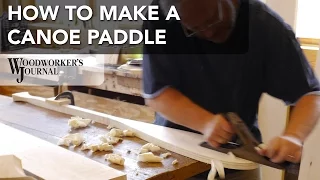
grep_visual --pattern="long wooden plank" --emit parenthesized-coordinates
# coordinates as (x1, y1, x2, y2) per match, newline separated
(11, 92, 258, 170)
(0, 123, 126, 180)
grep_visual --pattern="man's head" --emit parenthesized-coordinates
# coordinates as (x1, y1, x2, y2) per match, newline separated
(162, 0, 239, 43)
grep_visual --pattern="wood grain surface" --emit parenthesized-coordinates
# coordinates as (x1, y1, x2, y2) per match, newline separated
(0, 95, 210, 180)
(302, 47, 319, 68)
(0, 86, 154, 123)
(72, 91, 154, 124)
(10, 92, 259, 170)
(0, 123, 126, 180)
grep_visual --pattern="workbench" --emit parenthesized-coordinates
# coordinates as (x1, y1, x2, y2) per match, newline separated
(78, 59, 143, 97)
(0, 94, 210, 180)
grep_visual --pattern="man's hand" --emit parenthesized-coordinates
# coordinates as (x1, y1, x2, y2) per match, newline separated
(257, 136, 303, 163)
(202, 114, 235, 148)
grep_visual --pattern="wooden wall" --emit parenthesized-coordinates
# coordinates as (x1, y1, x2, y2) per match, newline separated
(300, 38, 320, 68)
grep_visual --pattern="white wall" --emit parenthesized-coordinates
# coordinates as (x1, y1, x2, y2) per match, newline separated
(296, 0, 320, 38)
(265, 0, 298, 30)
(298, 41, 320, 180)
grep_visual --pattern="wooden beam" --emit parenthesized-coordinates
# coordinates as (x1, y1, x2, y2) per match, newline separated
(299, 38, 320, 46)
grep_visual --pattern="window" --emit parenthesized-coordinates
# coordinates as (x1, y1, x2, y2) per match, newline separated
(296, 0, 320, 38)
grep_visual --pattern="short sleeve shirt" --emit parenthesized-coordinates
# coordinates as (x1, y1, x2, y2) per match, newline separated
(142, 0, 320, 141)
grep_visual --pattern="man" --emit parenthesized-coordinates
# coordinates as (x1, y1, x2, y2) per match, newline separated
(142, 0, 320, 179)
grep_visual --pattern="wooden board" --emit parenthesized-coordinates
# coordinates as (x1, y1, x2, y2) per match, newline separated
(0, 155, 30, 179)
(0, 123, 126, 180)
(11, 92, 259, 170)
(0, 94, 210, 180)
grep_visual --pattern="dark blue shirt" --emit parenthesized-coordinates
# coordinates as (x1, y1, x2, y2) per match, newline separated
(142, 0, 320, 141)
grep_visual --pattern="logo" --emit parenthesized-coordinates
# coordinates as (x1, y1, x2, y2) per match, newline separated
(8, 57, 84, 83)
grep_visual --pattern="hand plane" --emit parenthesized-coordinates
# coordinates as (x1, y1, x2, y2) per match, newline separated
(200, 112, 300, 173)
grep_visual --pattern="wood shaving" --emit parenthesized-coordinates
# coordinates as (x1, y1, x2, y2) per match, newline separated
(109, 128, 123, 137)
(227, 152, 236, 159)
(105, 154, 125, 166)
(139, 143, 161, 153)
(123, 130, 135, 137)
(107, 125, 114, 130)
(100, 135, 122, 145)
(138, 152, 163, 163)
(85, 143, 114, 152)
(207, 160, 226, 180)
(81, 144, 92, 151)
(254, 146, 261, 152)
(68, 116, 91, 129)
(172, 159, 178, 165)
(98, 143, 114, 152)
(207, 160, 217, 180)
(258, 143, 267, 150)
(139, 148, 149, 154)
(255, 143, 267, 154)
(212, 160, 225, 179)
(90, 144, 100, 152)
(57, 133, 84, 147)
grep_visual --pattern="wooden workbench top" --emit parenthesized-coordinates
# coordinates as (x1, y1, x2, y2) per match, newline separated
(0, 95, 210, 180)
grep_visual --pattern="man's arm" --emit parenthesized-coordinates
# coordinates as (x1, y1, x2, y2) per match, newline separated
(145, 87, 234, 147)
(258, 13, 320, 163)
(145, 87, 213, 133)
(285, 94, 320, 142)
(142, 1, 234, 147)
(259, 94, 320, 163)
(142, 51, 235, 147)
